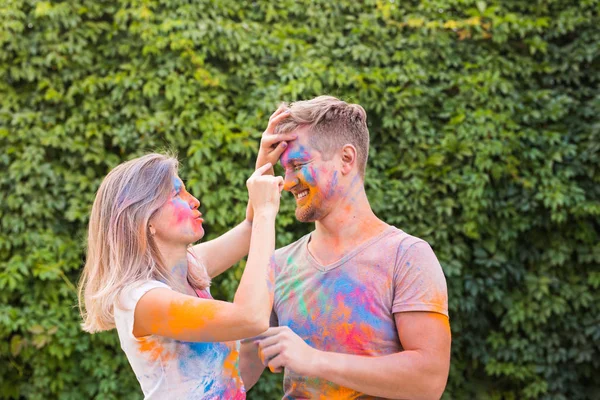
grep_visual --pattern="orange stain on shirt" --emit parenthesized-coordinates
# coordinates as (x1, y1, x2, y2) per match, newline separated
(137, 337, 175, 362)
(222, 344, 239, 377)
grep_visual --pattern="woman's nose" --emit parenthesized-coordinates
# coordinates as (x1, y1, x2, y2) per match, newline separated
(189, 195, 200, 209)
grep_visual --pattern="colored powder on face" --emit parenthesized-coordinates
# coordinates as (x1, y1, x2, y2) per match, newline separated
(304, 165, 318, 186)
(281, 144, 313, 168)
(172, 176, 182, 193)
(326, 170, 338, 199)
(170, 197, 192, 225)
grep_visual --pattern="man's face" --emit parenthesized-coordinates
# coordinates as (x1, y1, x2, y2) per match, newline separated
(279, 128, 340, 222)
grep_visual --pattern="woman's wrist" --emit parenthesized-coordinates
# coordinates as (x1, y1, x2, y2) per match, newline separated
(253, 208, 278, 220)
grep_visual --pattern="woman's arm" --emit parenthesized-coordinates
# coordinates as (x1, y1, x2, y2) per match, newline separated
(190, 220, 252, 279)
(134, 164, 283, 342)
(190, 106, 295, 278)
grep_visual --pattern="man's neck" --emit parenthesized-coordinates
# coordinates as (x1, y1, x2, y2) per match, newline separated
(310, 187, 388, 265)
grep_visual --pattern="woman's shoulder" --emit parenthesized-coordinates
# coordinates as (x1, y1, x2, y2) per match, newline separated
(117, 279, 172, 311)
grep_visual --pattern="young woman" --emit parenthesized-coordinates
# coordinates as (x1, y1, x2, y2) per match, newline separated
(78, 110, 295, 399)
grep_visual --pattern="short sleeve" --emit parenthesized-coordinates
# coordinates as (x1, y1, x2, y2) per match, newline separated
(392, 241, 449, 317)
(115, 280, 171, 342)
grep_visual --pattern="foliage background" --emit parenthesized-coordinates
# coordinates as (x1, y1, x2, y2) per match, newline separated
(1, 0, 599, 399)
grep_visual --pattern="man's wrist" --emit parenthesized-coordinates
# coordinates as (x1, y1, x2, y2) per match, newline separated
(311, 348, 328, 378)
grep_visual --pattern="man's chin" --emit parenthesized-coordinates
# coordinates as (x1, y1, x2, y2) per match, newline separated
(295, 206, 320, 223)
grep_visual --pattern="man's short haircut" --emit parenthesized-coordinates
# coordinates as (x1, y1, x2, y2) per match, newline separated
(276, 96, 369, 178)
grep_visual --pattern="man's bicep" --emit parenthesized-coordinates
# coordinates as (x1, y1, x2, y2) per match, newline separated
(395, 311, 451, 368)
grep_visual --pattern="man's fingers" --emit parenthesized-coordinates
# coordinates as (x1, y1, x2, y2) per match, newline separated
(260, 342, 282, 362)
(240, 332, 269, 344)
(260, 327, 284, 337)
(257, 333, 282, 349)
(267, 355, 285, 373)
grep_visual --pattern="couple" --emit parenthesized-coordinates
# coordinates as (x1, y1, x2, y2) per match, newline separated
(78, 96, 450, 399)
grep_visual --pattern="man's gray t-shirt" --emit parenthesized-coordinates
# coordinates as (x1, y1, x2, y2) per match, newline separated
(271, 226, 448, 399)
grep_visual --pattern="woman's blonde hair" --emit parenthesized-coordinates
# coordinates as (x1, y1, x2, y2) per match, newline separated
(78, 153, 210, 333)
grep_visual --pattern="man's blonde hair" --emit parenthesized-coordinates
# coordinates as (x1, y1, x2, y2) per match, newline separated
(276, 96, 369, 178)
(78, 153, 210, 333)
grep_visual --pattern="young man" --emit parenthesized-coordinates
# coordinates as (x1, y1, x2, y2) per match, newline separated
(242, 96, 451, 399)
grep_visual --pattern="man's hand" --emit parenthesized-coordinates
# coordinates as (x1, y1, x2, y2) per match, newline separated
(257, 326, 320, 376)
(255, 104, 297, 174)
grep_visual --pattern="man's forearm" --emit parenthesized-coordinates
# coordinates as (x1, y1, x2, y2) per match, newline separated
(239, 341, 266, 390)
(312, 350, 448, 400)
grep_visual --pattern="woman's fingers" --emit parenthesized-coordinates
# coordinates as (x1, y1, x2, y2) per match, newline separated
(265, 109, 291, 135)
(249, 162, 273, 180)
(268, 103, 288, 122)
(261, 132, 297, 148)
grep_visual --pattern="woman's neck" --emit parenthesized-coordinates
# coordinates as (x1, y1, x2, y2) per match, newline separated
(155, 241, 190, 288)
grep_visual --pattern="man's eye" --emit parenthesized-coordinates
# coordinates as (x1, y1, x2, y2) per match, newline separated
(293, 164, 303, 171)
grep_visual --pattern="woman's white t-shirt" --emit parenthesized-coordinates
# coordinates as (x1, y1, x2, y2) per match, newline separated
(114, 280, 246, 399)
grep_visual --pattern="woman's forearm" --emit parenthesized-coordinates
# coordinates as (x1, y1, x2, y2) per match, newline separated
(233, 210, 276, 326)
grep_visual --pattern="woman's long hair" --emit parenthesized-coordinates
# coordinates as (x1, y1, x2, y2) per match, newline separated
(78, 153, 210, 333)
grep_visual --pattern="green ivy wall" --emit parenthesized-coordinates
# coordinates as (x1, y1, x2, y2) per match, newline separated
(1, 0, 599, 399)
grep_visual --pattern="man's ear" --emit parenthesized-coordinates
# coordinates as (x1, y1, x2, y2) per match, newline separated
(340, 144, 357, 175)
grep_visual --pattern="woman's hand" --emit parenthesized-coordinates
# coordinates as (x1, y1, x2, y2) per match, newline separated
(246, 163, 284, 219)
(255, 104, 297, 174)
(247, 105, 295, 222)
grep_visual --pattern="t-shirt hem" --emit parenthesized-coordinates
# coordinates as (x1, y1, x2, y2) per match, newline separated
(392, 303, 449, 318)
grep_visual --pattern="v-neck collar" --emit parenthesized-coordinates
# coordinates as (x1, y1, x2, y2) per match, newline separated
(305, 226, 398, 272)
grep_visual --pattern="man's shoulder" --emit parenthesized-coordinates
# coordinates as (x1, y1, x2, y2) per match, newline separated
(273, 232, 311, 264)
(380, 225, 424, 245)
(382, 226, 434, 257)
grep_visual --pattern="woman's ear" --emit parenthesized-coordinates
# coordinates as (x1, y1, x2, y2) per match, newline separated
(340, 144, 357, 175)
(148, 224, 156, 236)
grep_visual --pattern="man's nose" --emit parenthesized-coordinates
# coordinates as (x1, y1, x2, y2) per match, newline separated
(283, 172, 298, 192)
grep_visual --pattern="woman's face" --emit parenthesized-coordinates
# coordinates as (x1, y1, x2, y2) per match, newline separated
(149, 175, 204, 245)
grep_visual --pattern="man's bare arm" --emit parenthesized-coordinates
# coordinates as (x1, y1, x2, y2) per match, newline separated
(240, 340, 267, 390)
